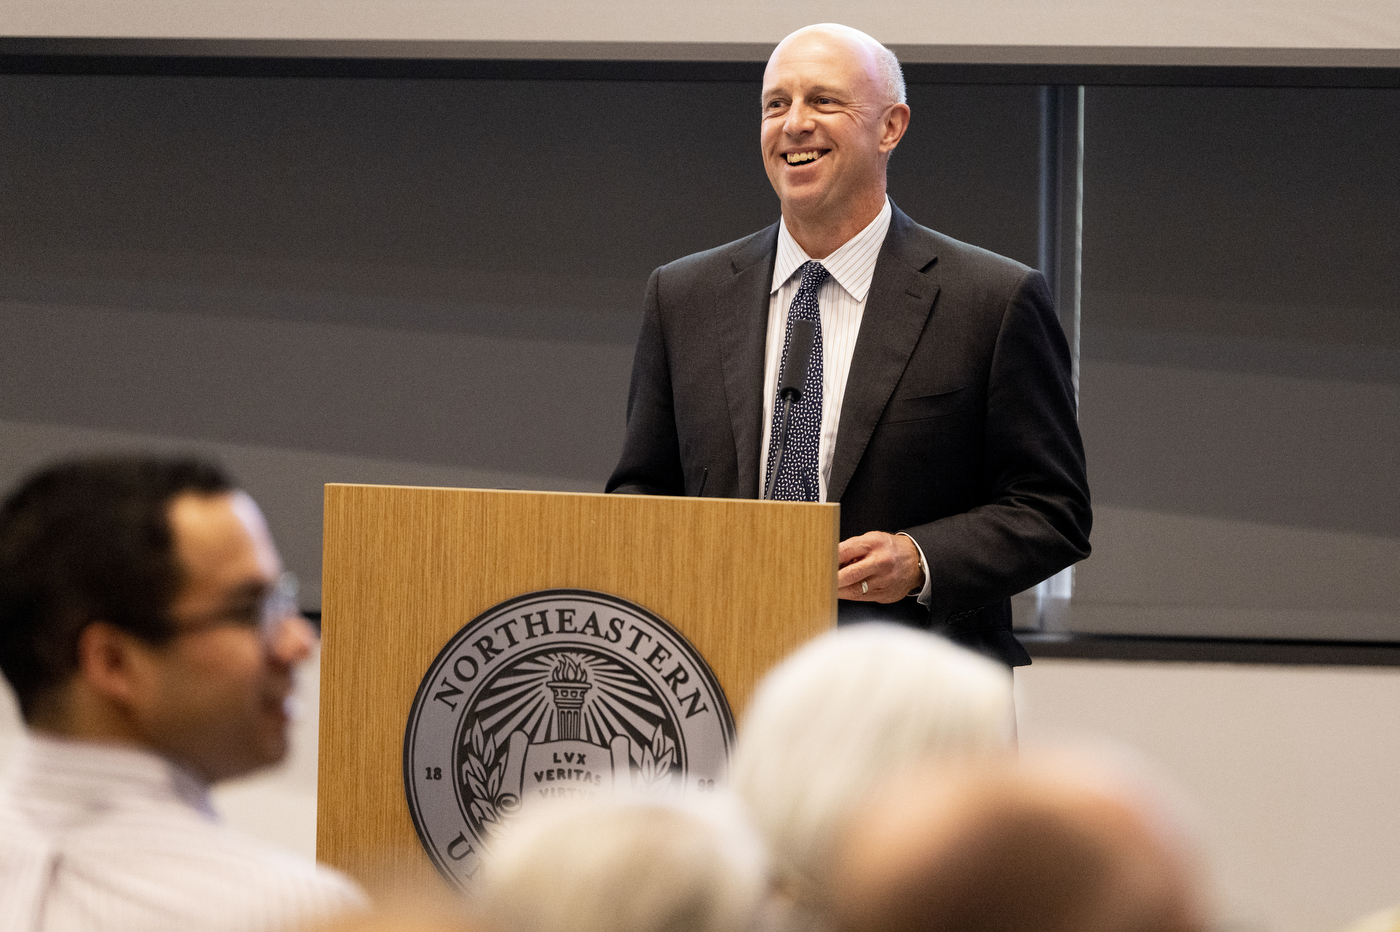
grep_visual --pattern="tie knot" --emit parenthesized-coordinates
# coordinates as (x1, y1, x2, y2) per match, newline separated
(798, 261, 829, 293)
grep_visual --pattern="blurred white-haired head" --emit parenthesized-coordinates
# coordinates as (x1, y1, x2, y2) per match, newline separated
(731, 623, 1014, 897)
(473, 790, 772, 932)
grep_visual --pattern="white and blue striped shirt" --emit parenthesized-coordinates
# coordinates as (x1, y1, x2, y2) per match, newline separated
(760, 198, 893, 504)
(0, 733, 366, 932)
(760, 199, 933, 600)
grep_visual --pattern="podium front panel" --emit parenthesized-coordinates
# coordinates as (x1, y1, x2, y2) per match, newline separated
(317, 485, 837, 890)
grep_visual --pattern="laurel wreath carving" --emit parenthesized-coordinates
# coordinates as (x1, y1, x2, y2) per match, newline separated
(636, 724, 677, 791)
(463, 720, 507, 828)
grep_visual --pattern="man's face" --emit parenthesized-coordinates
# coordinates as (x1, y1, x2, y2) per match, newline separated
(131, 491, 314, 783)
(760, 28, 906, 230)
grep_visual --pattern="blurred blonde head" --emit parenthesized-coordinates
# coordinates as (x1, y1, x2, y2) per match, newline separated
(473, 791, 771, 932)
(730, 624, 1014, 897)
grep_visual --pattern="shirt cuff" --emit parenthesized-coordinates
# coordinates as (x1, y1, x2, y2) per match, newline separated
(895, 532, 932, 606)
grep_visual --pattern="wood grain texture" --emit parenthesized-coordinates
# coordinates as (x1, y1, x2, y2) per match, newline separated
(316, 484, 837, 891)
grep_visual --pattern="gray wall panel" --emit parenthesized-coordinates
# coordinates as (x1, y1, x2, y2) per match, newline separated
(1076, 86, 1400, 640)
(0, 74, 1042, 612)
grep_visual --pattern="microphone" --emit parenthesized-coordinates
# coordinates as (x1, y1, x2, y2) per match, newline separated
(764, 319, 817, 500)
(778, 319, 817, 403)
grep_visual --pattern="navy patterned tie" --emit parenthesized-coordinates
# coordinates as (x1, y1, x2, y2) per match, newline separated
(765, 260, 828, 501)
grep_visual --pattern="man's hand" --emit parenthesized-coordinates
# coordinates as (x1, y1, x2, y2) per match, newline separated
(837, 531, 925, 602)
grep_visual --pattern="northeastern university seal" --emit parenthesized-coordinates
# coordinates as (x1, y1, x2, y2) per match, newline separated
(403, 589, 735, 887)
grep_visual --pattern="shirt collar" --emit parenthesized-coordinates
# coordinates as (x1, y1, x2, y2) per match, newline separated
(9, 732, 216, 820)
(771, 197, 893, 302)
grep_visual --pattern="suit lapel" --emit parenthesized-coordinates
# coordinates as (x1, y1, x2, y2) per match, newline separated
(716, 224, 779, 499)
(828, 207, 941, 503)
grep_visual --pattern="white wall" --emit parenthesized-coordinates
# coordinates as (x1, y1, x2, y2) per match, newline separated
(1016, 660, 1400, 932)
(5, 0, 1400, 50)
(6, 655, 1396, 932)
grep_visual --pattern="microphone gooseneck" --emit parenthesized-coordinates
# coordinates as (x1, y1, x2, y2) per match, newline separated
(778, 319, 816, 402)
(764, 319, 818, 500)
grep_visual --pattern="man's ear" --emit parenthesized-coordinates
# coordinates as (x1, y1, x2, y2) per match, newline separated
(75, 621, 151, 707)
(879, 102, 911, 153)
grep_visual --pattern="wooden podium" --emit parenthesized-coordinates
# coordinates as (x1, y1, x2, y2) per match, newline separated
(316, 484, 838, 891)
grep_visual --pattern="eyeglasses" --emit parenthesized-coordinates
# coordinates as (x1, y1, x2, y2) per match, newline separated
(168, 572, 303, 643)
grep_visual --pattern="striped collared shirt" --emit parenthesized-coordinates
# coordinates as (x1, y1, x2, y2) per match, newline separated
(0, 733, 365, 932)
(760, 197, 893, 502)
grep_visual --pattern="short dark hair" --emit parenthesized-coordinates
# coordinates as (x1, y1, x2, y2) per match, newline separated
(0, 455, 235, 719)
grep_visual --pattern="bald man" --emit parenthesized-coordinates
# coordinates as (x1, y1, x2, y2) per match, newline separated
(831, 755, 1209, 932)
(607, 24, 1091, 667)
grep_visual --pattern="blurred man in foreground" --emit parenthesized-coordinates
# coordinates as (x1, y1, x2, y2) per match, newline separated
(0, 456, 364, 932)
(831, 752, 1209, 932)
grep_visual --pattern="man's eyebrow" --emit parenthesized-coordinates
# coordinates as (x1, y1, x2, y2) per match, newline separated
(761, 84, 848, 102)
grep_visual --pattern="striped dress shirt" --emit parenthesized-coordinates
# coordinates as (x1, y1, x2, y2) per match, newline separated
(759, 198, 932, 600)
(760, 198, 892, 503)
(0, 733, 366, 932)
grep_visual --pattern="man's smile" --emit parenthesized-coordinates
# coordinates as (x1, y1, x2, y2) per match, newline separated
(785, 149, 830, 165)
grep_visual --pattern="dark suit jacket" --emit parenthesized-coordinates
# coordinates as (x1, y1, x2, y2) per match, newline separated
(606, 205, 1091, 666)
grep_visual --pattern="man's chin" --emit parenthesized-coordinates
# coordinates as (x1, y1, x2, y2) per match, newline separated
(771, 164, 827, 199)
(778, 190, 842, 230)
(219, 744, 288, 783)
(210, 723, 291, 782)
(257, 720, 292, 767)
